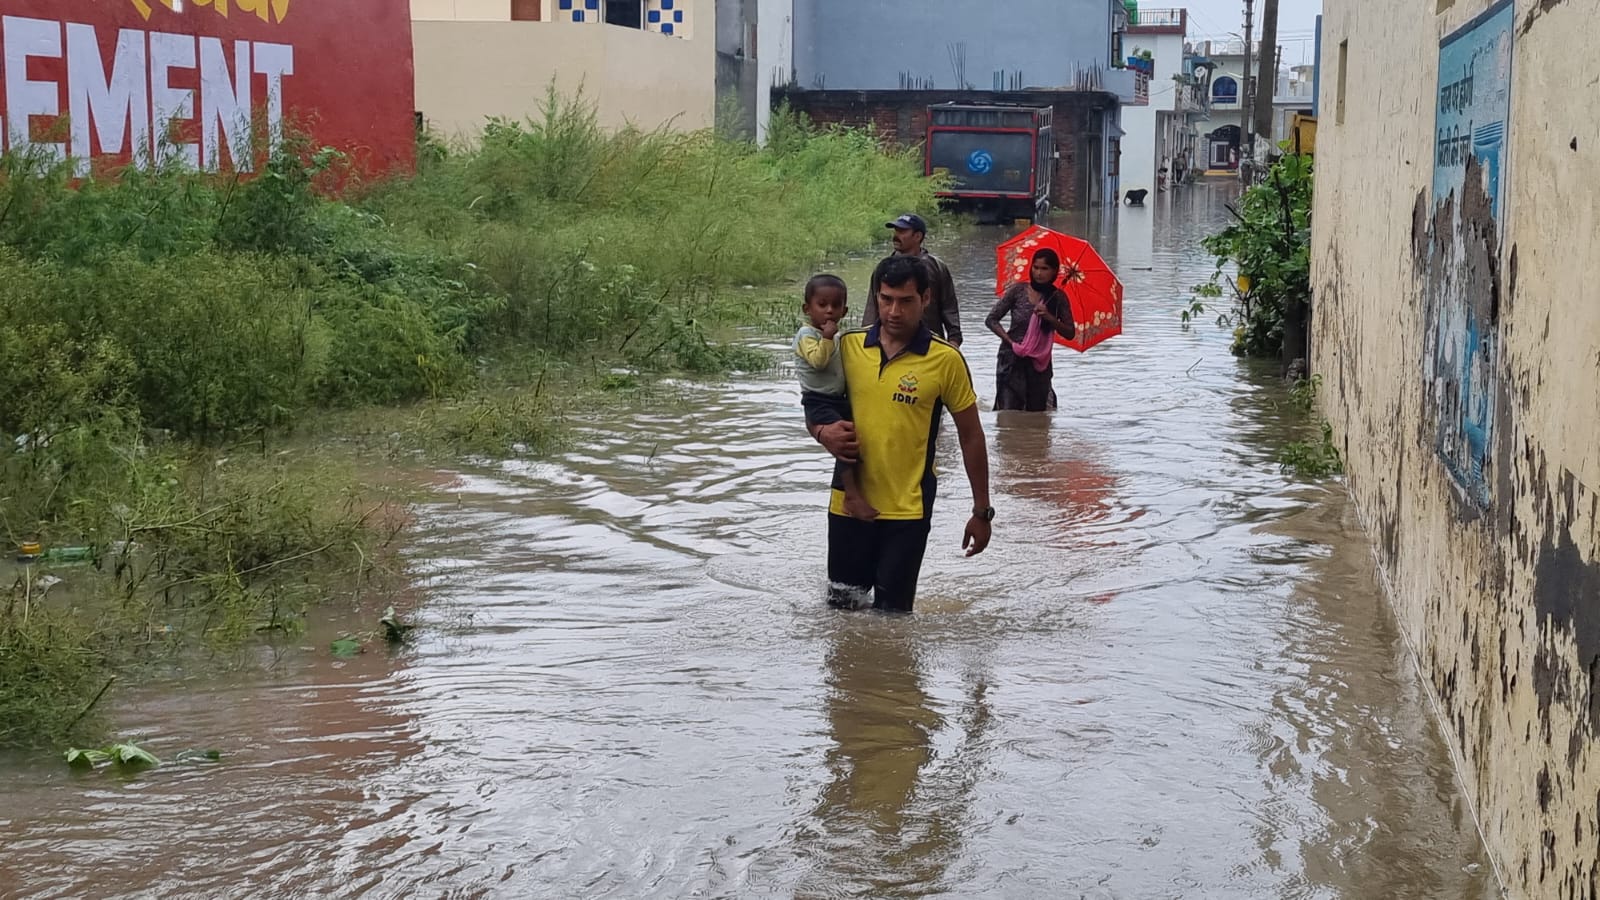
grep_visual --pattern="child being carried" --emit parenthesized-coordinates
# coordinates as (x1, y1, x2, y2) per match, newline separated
(794, 274, 877, 521)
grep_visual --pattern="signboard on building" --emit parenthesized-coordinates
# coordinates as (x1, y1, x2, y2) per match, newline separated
(1424, 0, 1514, 509)
(0, 0, 415, 175)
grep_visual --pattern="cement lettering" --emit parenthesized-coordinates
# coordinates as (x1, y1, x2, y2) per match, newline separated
(0, 0, 411, 177)
(2, 18, 293, 171)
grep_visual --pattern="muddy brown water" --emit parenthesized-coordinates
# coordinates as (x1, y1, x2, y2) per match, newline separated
(0, 185, 1499, 899)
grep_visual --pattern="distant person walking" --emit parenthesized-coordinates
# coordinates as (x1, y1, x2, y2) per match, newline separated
(863, 214, 963, 347)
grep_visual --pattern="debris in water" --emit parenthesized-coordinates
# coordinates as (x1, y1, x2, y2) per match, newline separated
(381, 606, 415, 645)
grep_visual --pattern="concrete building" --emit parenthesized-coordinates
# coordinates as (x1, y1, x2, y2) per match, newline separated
(714, 0, 760, 139)
(791, 0, 1129, 94)
(1195, 39, 1250, 172)
(1270, 64, 1316, 144)
(712, 0, 794, 143)
(1194, 38, 1303, 170)
(756, 0, 794, 142)
(1119, 8, 1208, 196)
(1311, 0, 1600, 894)
(777, 0, 1145, 210)
(410, 0, 715, 139)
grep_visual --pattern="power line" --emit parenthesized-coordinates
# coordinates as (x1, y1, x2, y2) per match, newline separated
(1191, 29, 1316, 39)
(1184, 7, 1236, 40)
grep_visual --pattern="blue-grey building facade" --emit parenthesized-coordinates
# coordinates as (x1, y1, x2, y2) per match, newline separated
(792, 0, 1127, 93)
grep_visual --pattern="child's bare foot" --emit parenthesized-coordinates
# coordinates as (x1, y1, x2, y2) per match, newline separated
(844, 494, 879, 521)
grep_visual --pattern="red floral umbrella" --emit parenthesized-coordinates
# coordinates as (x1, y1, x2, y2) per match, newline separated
(995, 225, 1123, 352)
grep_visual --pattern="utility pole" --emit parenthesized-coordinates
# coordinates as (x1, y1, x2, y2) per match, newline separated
(1241, 0, 1254, 180)
(1254, 0, 1281, 153)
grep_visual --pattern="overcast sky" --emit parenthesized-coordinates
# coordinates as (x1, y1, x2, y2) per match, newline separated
(1176, 0, 1326, 67)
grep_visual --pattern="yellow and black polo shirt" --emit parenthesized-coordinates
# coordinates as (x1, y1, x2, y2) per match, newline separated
(831, 324, 978, 521)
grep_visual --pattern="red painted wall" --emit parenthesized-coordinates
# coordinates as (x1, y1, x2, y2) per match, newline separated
(0, 0, 415, 176)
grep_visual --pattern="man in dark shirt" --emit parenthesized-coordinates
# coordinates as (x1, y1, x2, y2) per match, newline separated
(862, 214, 963, 347)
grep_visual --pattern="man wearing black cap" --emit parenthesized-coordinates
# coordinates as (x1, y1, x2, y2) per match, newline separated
(864, 214, 963, 347)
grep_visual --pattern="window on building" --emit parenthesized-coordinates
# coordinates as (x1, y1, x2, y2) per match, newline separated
(511, 0, 541, 20)
(605, 0, 642, 28)
(1212, 76, 1239, 104)
(1336, 41, 1349, 124)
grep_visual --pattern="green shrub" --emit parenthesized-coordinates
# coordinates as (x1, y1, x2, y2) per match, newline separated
(66, 253, 328, 436)
(1192, 153, 1313, 358)
(0, 605, 109, 748)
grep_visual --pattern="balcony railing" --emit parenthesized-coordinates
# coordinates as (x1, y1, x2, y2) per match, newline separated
(1204, 39, 1251, 57)
(1129, 7, 1186, 29)
(1173, 82, 1209, 114)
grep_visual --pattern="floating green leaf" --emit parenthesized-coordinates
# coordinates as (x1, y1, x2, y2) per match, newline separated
(108, 743, 159, 769)
(64, 747, 110, 769)
(331, 637, 362, 657)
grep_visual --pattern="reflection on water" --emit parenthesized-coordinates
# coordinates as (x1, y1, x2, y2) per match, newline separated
(802, 621, 948, 896)
(0, 186, 1498, 899)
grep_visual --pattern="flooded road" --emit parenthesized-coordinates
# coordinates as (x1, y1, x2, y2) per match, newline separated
(0, 185, 1499, 898)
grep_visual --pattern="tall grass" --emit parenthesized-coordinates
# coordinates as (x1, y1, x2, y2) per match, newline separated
(0, 90, 935, 747)
(365, 90, 934, 358)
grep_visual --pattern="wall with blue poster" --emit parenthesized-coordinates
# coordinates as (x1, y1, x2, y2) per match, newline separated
(1425, 0, 1514, 510)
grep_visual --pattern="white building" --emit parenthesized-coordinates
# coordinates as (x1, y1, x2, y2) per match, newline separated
(1118, 8, 1206, 195)
(1191, 39, 1306, 170)
(1270, 63, 1316, 145)
(1194, 39, 1249, 171)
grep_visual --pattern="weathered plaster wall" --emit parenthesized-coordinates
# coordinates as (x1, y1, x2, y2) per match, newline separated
(1311, 0, 1600, 895)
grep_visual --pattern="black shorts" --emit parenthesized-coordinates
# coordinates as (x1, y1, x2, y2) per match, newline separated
(801, 389, 851, 427)
(826, 514, 934, 613)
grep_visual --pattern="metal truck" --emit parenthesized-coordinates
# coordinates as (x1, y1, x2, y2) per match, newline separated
(925, 103, 1055, 223)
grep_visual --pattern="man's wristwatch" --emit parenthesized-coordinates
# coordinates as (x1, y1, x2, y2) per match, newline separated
(973, 505, 995, 522)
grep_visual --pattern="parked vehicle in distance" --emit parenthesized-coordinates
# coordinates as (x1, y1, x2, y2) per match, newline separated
(925, 103, 1054, 223)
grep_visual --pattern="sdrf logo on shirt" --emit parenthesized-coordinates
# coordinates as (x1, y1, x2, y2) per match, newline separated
(894, 374, 920, 406)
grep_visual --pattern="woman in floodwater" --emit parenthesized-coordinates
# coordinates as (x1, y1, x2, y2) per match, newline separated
(986, 248, 1076, 411)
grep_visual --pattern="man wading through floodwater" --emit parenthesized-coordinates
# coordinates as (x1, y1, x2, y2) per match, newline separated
(808, 255, 993, 612)
(863, 213, 963, 346)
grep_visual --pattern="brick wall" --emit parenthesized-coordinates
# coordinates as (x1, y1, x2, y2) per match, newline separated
(777, 88, 1112, 212)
